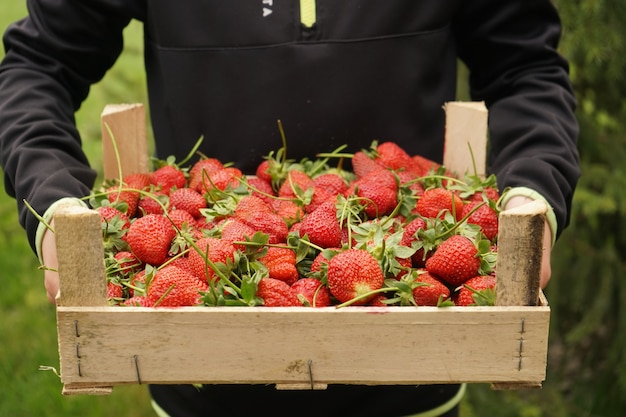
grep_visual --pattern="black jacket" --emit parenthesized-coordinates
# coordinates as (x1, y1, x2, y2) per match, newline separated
(0, 0, 579, 255)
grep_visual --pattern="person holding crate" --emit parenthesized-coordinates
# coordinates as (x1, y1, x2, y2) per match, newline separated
(0, 1, 580, 416)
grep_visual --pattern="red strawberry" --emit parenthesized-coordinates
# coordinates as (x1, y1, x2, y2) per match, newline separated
(234, 194, 273, 218)
(278, 170, 315, 199)
(273, 199, 304, 226)
(255, 159, 273, 183)
(113, 250, 142, 275)
(107, 281, 124, 301)
(168, 208, 197, 231)
(123, 295, 151, 307)
(188, 158, 224, 193)
(259, 247, 300, 286)
(146, 265, 207, 307)
(125, 214, 177, 266)
(299, 200, 343, 248)
(257, 278, 300, 307)
(416, 188, 464, 221)
(291, 278, 332, 307)
(453, 275, 496, 306)
(105, 184, 140, 218)
(169, 187, 207, 219)
(151, 165, 186, 195)
(425, 235, 480, 286)
(202, 167, 243, 193)
(462, 201, 499, 241)
(123, 172, 152, 191)
(374, 141, 418, 173)
(411, 154, 441, 176)
(238, 211, 289, 244)
(351, 150, 382, 179)
(246, 176, 276, 205)
(137, 192, 168, 216)
(313, 173, 349, 196)
(327, 249, 384, 305)
(351, 177, 397, 218)
(412, 271, 451, 306)
(220, 218, 258, 250)
(401, 217, 429, 267)
(187, 237, 237, 283)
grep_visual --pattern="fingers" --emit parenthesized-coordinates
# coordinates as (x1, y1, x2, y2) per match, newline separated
(41, 225, 60, 304)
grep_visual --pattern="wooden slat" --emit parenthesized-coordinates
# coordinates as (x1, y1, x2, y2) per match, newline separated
(101, 103, 148, 180)
(443, 101, 488, 177)
(57, 305, 549, 388)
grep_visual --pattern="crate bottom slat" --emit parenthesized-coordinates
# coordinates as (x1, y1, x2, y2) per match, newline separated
(57, 305, 549, 391)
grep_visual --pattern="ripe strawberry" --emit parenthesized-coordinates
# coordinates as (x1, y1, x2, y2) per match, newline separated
(412, 271, 451, 306)
(123, 172, 152, 192)
(327, 249, 384, 305)
(351, 177, 397, 218)
(234, 194, 273, 218)
(188, 158, 224, 193)
(411, 154, 441, 176)
(113, 250, 142, 275)
(237, 211, 289, 244)
(187, 237, 237, 283)
(257, 278, 300, 307)
(400, 217, 429, 267)
(125, 214, 177, 266)
(201, 167, 243, 193)
(146, 265, 207, 307)
(273, 199, 304, 226)
(277, 169, 315, 199)
(220, 218, 258, 250)
(259, 247, 300, 286)
(374, 141, 418, 173)
(416, 188, 464, 221)
(151, 165, 186, 195)
(351, 150, 382, 179)
(425, 235, 480, 286)
(255, 159, 273, 183)
(291, 278, 332, 307)
(107, 281, 124, 301)
(246, 176, 276, 205)
(123, 295, 151, 307)
(169, 187, 207, 219)
(313, 173, 349, 196)
(299, 200, 343, 248)
(453, 275, 496, 306)
(105, 183, 140, 217)
(462, 201, 499, 241)
(137, 192, 168, 216)
(168, 208, 197, 232)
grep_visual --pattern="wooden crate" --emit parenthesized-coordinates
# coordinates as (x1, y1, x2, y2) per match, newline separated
(54, 102, 550, 395)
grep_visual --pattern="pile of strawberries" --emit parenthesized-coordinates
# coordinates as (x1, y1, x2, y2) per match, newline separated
(94, 140, 500, 308)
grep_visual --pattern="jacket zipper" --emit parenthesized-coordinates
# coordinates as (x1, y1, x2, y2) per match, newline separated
(300, 0, 316, 28)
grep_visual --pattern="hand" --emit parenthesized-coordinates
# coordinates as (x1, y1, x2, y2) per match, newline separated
(503, 196, 552, 289)
(41, 222, 60, 304)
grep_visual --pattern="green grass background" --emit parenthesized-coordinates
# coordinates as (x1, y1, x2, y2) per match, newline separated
(0, 2, 576, 417)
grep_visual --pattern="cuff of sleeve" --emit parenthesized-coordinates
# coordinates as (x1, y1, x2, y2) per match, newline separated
(499, 186, 557, 247)
(35, 197, 89, 265)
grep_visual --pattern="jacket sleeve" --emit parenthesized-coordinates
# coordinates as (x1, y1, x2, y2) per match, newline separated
(453, 0, 581, 239)
(0, 0, 138, 253)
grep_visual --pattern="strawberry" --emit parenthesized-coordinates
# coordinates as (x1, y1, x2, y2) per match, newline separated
(234, 194, 273, 218)
(187, 236, 237, 283)
(350, 177, 397, 218)
(220, 218, 258, 250)
(313, 173, 349, 196)
(273, 199, 304, 226)
(169, 187, 207, 219)
(137, 192, 168, 216)
(277, 169, 315, 199)
(259, 246, 300, 286)
(462, 200, 499, 241)
(237, 211, 289, 244)
(123, 172, 152, 191)
(453, 275, 496, 306)
(107, 281, 124, 301)
(400, 217, 429, 267)
(291, 278, 332, 307)
(246, 176, 276, 205)
(327, 248, 384, 305)
(188, 158, 224, 193)
(201, 167, 244, 193)
(425, 235, 480, 286)
(256, 278, 301, 307)
(96, 205, 131, 246)
(374, 141, 418, 173)
(411, 270, 451, 306)
(150, 165, 186, 195)
(113, 250, 142, 275)
(125, 214, 177, 266)
(146, 265, 207, 307)
(415, 188, 464, 221)
(105, 184, 140, 218)
(299, 200, 343, 249)
(351, 150, 383, 179)
(411, 154, 441, 176)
